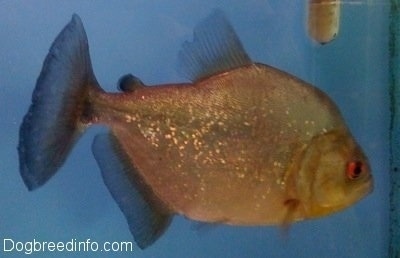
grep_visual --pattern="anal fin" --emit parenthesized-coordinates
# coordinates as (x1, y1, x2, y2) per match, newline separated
(92, 132, 171, 249)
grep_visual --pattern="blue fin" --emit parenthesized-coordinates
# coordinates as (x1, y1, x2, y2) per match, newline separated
(92, 133, 172, 249)
(18, 14, 98, 190)
(178, 10, 252, 82)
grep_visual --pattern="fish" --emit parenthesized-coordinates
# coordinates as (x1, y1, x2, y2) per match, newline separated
(308, 0, 341, 44)
(18, 10, 373, 249)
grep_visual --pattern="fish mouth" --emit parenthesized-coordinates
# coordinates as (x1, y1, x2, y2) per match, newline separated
(353, 173, 374, 201)
(320, 175, 373, 217)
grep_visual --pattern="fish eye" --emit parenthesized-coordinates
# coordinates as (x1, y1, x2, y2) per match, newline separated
(346, 161, 364, 180)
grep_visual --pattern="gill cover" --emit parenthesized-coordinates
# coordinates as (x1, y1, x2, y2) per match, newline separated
(297, 130, 372, 218)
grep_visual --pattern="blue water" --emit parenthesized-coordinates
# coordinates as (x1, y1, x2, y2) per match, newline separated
(0, 1, 390, 257)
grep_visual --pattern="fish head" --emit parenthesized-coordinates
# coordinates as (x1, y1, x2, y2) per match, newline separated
(297, 129, 373, 219)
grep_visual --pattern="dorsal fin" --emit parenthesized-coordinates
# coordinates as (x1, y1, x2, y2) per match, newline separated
(178, 10, 252, 82)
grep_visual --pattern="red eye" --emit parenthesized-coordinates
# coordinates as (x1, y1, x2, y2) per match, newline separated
(346, 161, 363, 180)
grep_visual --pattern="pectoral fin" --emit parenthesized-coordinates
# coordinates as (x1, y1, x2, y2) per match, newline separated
(281, 198, 300, 235)
(92, 132, 171, 249)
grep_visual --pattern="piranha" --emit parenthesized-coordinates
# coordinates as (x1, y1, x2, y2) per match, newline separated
(18, 10, 373, 248)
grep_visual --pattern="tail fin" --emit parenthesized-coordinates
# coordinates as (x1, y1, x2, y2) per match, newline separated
(18, 14, 98, 190)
